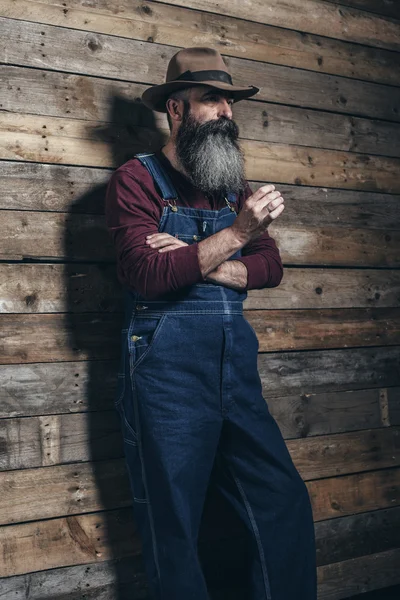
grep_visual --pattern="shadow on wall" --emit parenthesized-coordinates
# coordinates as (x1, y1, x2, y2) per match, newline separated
(62, 94, 250, 599)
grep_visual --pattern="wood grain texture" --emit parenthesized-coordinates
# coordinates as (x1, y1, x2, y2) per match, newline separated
(1, 347, 398, 418)
(317, 548, 400, 598)
(0, 382, 397, 444)
(2, 0, 400, 85)
(1, 544, 400, 599)
(316, 505, 400, 565)
(2, 209, 398, 266)
(3, 112, 400, 191)
(0, 455, 399, 525)
(0, 465, 399, 575)
(308, 466, 400, 520)
(3, 66, 400, 157)
(0, 360, 118, 419)
(0, 459, 131, 525)
(1, 0, 400, 592)
(2, 161, 400, 232)
(1, 307, 399, 364)
(286, 426, 400, 480)
(2, 263, 399, 313)
(156, 0, 400, 51)
(0, 508, 138, 577)
(269, 386, 399, 439)
(1, 18, 400, 121)
(1, 406, 398, 474)
(0, 411, 123, 470)
(257, 345, 400, 397)
(326, 0, 400, 20)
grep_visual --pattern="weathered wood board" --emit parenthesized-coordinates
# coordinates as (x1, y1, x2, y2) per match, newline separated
(1, 0, 399, 595)
(1, 1, 400, 85)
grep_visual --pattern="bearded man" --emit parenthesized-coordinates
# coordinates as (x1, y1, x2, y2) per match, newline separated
(105, 47, 317, 600)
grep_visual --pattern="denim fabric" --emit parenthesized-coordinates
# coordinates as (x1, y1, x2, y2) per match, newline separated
(114, 154, 317, 599)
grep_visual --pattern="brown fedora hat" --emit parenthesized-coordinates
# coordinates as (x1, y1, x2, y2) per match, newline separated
(141, 47, 259, 113)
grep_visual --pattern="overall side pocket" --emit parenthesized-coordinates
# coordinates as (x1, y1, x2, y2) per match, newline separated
(128, 313, 167, 371)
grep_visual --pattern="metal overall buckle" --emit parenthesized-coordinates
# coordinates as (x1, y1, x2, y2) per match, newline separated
(164, 197, 178, 212)
(224, 196, 236, 213)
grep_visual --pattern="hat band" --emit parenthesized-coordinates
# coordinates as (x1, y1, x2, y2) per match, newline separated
(173, 70, 233, 85)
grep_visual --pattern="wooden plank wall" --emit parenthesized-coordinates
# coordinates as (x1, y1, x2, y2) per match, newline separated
(1, 0, 400, 598)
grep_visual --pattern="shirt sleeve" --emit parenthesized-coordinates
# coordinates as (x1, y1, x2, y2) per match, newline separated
(234, 183, 284, 290)
(105, 168, 204, 300)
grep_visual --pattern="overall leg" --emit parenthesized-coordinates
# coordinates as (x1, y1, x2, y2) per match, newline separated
(215, 314, 317, 600)
(118, 313, 225, 600)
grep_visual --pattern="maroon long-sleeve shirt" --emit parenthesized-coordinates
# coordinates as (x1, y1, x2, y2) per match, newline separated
(105, 149, 283, 300)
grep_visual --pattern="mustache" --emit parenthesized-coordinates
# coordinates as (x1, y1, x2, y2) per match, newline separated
(190, 115, 239, 140)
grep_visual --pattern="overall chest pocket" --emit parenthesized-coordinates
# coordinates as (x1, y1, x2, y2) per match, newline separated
(128, 314, 167, 370)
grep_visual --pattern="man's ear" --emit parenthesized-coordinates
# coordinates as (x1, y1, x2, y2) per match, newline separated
(166, 98, 184, 123)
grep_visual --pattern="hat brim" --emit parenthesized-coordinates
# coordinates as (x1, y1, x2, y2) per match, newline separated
(141, 80, 259, 112)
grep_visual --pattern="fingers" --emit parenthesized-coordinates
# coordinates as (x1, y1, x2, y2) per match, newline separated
(260, 201, 285, 224)
(251, 191, 284, 214)
(247, 186, 281, 208)
(252, 184, 275, 200)
(266, 193, 284, 212)
(146, 233, 188, 251)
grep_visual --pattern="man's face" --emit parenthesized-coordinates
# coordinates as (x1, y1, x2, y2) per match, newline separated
(173, 85, 246, 196)
(184, 86, 234, 124)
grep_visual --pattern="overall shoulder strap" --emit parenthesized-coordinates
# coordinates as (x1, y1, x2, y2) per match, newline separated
(226, 191, 237, 204)
(135, 153, 178, 201)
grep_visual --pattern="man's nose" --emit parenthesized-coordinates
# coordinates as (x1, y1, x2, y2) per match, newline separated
(218, 98, 233, 119)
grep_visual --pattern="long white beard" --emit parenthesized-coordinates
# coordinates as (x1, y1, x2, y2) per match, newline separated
(176, 110, 247, 196)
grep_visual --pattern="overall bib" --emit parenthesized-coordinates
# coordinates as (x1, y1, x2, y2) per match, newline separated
(115, 153, 317, 600)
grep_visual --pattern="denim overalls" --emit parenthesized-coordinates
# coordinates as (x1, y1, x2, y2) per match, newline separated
(114, 153, 317, 600)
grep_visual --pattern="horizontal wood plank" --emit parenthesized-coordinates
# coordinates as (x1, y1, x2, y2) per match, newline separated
(1, 533, 399, 597)
(2, 210, 398, 266)
(157, 0, 400, 51)
(257, 345, 400, 397)
(286, 426, 400, 480)
(2, 264, 400, 313)
(0, 508, 138, 577)
(1, 0, 400, 86)
(0, 459, 131, 525)
(317, 548, 400, 598)
(3, 66, 400, 157)
(0, 555, 149, 600)
(1, 308, 399, 364)
(1, 347, 399, 418)
(326, 0, 400, 21)
(245, 307, 400, 352)
(0, 464, 399, 575)
(269, 386, 396, 439)
(3, 113, 400, 192)
(0, 411, 123, 470)
(308, 466, 400, 521)
(0, 382, 397, 444)
(2, 162, 400, 232)
(1, 401, 398, 474)
(2, 18, 400, 122)
(0, 456, 399, 525)
(316, 506, 400, 566)
(0, 360, 118, 419)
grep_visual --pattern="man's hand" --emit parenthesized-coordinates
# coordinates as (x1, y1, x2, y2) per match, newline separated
(145, 184, 284, 280)
(146, 233, 189, 252)
(230, 184, 284, 245)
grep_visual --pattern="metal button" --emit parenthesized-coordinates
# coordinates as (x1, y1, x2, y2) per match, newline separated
(193, 235, 198, 241)
(130, 335, 142, 342)
(136, 305, 148, 311)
